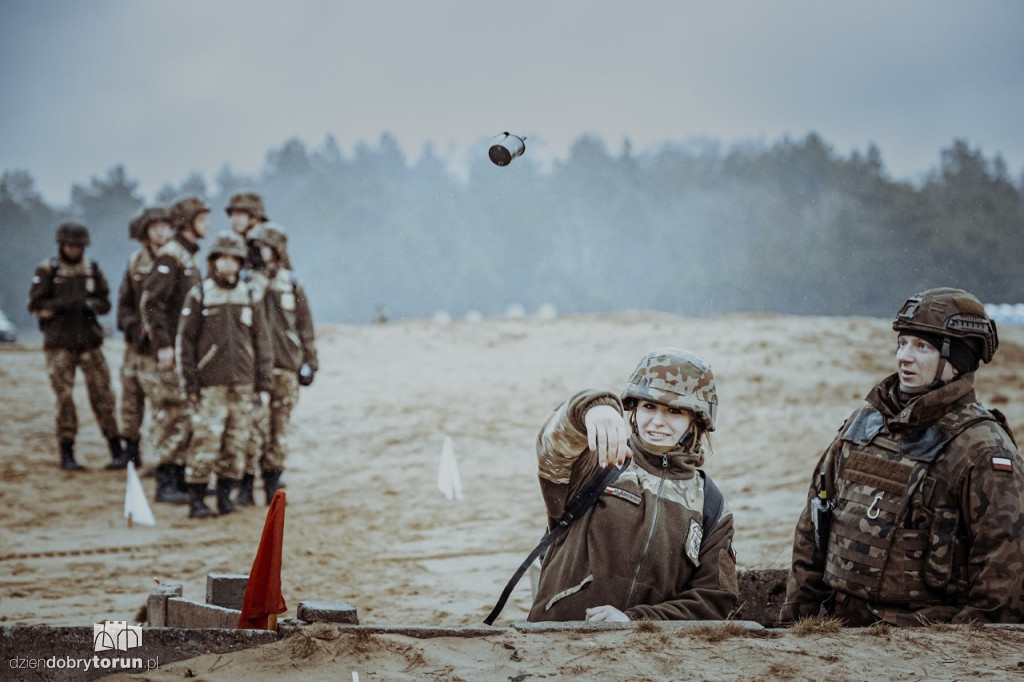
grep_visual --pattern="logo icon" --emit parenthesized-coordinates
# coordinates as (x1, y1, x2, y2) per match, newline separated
(93, 621, 143, 652)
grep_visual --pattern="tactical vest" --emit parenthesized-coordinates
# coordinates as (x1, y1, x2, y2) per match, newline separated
(823, 402, 999, 603)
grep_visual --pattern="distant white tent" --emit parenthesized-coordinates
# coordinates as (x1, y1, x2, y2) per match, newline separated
(436, 435, 463, 501)
(124, 461, 156, 526)
(536, 303, 558, 320)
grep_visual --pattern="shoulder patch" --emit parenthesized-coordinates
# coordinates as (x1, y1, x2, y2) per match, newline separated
(992, 456, 1013, 472)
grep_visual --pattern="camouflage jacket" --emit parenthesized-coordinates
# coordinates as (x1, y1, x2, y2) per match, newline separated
(248, 267, 318, 373)
(528, 390, 738, 622)
(178, 276, 273, 397)
(27, 255, 110, 350)
(782, 372, 1024, 625)
(140, 234, 200, 351)
(116, 247, 156, 354)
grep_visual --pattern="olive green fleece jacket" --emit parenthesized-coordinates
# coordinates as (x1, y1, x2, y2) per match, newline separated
(528, 389, 738, 622)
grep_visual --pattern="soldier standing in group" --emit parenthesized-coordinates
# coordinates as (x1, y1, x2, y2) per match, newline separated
(240, 222, 318, 505)
(139, 197, 209, 504)
(178, 232, 273, 519)
(781, 288, 1024, 625)
(28, 223, 125, 470)
(114, 207, 174, 469)
(226, 191, 269, 271)
(225, 191, 272, 501)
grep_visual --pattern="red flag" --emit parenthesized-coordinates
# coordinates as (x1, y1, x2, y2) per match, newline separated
(237, 490, 287, 629)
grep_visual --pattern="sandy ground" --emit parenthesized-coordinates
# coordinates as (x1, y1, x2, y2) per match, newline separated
(2, 311, 1023, 680)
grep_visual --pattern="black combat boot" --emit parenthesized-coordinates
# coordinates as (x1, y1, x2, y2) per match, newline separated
(235, 473, 256, 507)
(188, 483, 214, 519)
(124, 438, 142, 467)
(216, 478, 237, 515)
(154, 464, 188, 504)
(59, 439, 84, 471)
(105, 436, 130, 470)
(262, 469, 283, 505)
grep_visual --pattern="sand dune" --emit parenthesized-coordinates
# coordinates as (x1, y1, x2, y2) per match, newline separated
(2, 311, 1023, 679)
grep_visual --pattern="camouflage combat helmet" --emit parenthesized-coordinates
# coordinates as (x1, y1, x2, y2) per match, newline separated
(56, 222, 90, 246)
(130, 207, 172, 241)
(128, 211, 147, 241)
(207, 231, 247, 261)
(225, 192, 268, 221)
(893, 287, 998, 363)
(169, 197, 211, 233)
(621, 348, 718, 431)
(248, 222, 290, 264)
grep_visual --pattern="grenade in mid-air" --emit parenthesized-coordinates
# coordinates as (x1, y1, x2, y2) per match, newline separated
(489, 132, 527, 166)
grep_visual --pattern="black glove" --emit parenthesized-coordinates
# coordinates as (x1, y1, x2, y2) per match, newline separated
(298, 363, 315, 387)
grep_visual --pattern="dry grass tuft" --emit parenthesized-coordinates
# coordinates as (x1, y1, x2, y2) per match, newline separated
(789, 615, 843, 637)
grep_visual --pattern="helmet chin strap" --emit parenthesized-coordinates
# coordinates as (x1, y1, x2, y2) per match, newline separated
(929, 336, 952, 389)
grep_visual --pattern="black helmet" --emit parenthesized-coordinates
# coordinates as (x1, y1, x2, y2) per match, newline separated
(56, 222, 90, 246)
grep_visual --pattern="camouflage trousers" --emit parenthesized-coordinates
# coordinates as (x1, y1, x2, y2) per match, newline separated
(44, 347, 120, 442)
(119, 346, 157, 441)
(185, 384, 253, 484)
(147, 365, 193, 467)
(246, 369, 300, 474)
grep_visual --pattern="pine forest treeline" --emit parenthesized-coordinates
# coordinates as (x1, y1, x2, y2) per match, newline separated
(1, 133, 1022, 330)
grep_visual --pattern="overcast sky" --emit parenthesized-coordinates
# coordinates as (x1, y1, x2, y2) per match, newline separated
(1, 0, 1022, 204)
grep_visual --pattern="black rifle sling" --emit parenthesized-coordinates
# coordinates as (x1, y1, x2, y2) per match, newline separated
(484, 467, 727, 626)
(483, 463, 624, 625)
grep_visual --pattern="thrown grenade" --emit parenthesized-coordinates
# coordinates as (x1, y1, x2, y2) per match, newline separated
(489, 132, 527, 166)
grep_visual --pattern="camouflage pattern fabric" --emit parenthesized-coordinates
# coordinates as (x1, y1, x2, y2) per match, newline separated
(262, 369, 299, 471)
(246, 400, 269, 476)
(45, 348, 120, 442)
(119, 344, 156, 441)
(185, 384, 252, 483)
(145, 366, 192, 467)
(782, 372, 1024, 625)
(620, 348, 717, 430)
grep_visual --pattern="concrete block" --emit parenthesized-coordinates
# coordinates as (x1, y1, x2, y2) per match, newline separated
(735, 568, 788, 628)
(166, 598, 241, 629)
(296, 601, 359, 625)
(146, 584, 183, 628)
(205, 574, 248, 610)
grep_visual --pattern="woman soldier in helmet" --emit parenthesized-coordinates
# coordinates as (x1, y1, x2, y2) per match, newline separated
(528, 348, 738, 622)
(782, 288, 1024, 625)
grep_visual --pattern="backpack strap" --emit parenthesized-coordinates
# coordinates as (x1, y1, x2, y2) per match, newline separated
(700, 471, 725, 532)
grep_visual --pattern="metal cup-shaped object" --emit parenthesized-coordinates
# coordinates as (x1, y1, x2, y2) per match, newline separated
(489, 132, 526, 166)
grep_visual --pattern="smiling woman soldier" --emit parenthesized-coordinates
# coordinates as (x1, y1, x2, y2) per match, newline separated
(781, 287, 1024, 626)
(527, 348, 738, 622)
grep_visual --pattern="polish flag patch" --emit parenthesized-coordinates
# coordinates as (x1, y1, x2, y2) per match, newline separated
(991, 457, 1013, 472)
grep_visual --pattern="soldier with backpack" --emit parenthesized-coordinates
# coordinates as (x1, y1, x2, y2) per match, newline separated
(525, 348, 738, 622)
(781, 287, 1024, 625)
(28, 222, 125, 470)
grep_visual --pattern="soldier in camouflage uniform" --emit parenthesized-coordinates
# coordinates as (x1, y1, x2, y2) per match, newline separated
(27, 223, 125, 470)
(225, 191, 269, 270)
(139, 197, 209, 504)
(529, 348, 738, 622)
(114, 207, 174, 468)
(781, 288, 1024, 625)
(178, 232, 273, 519)
(237, 222, 317, 506)
(225, 192, 272, 500)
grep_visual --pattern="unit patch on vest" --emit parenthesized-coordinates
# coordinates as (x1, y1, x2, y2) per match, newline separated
(992, 456, 1013, 472)
(685, 518, 703, 567)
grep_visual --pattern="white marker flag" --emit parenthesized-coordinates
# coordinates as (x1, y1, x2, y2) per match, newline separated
(436, 435, 463, 501)
(124, 461, 156, 526)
